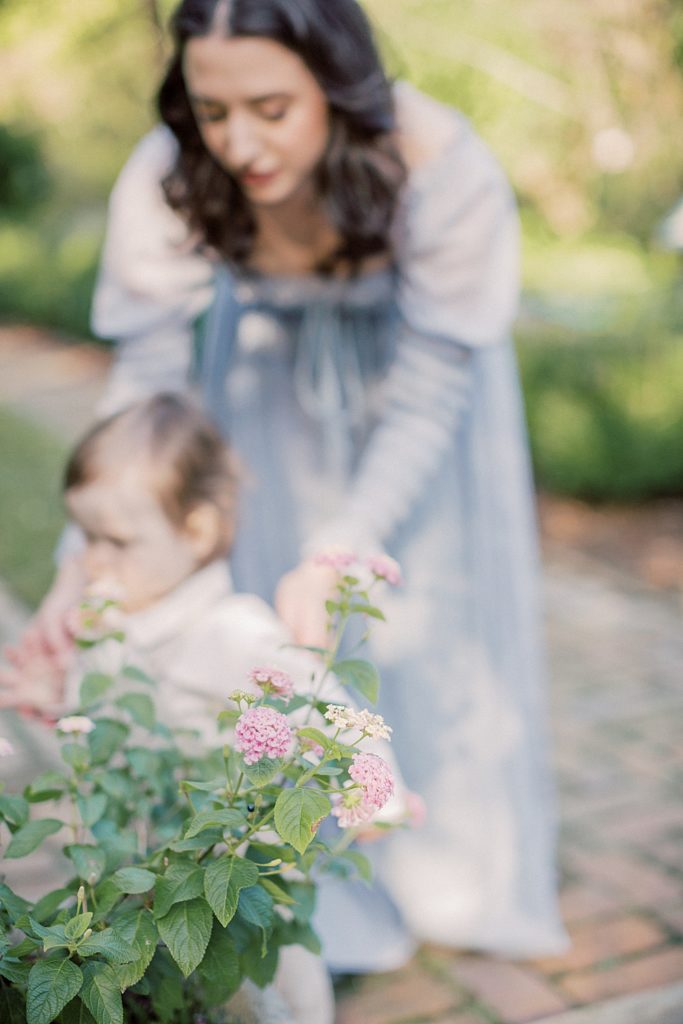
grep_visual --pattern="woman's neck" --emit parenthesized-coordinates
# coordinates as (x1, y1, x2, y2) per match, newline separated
(249, 189, 340, 276)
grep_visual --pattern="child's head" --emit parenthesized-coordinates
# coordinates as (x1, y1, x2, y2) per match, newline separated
(64, 394, 238, 612)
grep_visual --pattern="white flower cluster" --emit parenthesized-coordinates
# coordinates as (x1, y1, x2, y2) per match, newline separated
(324, 704, 392, 740)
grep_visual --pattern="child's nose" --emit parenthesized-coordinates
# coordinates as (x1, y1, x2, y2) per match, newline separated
(85, 542, 113, 578)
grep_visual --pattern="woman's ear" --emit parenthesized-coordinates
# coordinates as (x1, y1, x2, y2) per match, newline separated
(183, 503, 225, 562)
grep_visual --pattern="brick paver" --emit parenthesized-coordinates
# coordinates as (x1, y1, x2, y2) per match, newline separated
(1, 329, 683, 1024)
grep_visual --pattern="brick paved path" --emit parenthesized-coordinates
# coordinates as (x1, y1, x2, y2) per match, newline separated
(1, 327, 682, 1023)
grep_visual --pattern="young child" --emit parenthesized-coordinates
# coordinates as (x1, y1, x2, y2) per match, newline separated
(0, 393, 412, 1022)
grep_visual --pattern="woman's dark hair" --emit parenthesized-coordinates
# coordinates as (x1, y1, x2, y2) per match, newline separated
(158, 0, 406, 272)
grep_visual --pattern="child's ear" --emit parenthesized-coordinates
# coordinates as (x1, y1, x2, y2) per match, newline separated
(183, 504, 224, 562)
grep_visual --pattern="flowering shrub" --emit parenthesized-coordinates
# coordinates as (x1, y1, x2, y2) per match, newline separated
(0, 555, 403, 1024)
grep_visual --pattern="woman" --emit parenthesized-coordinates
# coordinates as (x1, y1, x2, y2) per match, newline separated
(28, 0, 566, 970)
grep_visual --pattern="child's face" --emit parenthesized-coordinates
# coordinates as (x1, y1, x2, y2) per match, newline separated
(65, 468, 205, 613)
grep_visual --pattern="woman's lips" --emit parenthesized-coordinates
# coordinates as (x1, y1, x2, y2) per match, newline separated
(240, 169, 279, 188)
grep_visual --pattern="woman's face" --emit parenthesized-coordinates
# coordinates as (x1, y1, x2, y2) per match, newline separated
(183, 34, 330, 207)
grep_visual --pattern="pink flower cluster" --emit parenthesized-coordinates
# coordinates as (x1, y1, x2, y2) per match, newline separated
(313, 547, 357, 570)
(331, 791, 376, 829)
(348, 753, 394, 810)
(366, 554, 403, 587)
(312, 548, 403, 586)
(249, 666, 295, 703)
(234, 706, 293, 765)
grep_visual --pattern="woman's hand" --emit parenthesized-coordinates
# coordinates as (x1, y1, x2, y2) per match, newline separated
(274, 560, 339, 648)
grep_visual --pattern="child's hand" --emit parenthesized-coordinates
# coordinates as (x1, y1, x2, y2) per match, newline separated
(275, 560, 338, 648)
(0, 635, 70, 721)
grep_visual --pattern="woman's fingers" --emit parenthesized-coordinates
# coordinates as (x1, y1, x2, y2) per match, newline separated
(275, 561, 337, 647)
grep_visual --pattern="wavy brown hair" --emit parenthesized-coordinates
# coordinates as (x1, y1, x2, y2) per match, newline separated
(158, 0, 406, 272)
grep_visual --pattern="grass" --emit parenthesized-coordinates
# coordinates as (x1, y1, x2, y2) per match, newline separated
(0, 405, 67, 608)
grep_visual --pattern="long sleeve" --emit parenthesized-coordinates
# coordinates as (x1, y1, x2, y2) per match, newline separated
(90, 127, 216, 416)
(307, 91, 520, 553)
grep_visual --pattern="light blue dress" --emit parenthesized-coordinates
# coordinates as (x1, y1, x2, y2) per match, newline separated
(91, 82, 567, 967)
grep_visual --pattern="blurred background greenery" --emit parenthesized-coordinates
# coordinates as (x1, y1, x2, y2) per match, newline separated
(1, 0, 683, 509)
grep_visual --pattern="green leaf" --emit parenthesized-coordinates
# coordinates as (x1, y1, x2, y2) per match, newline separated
(90, 881, 120, 920)
(296, 727, 331, 750)
(156, 897, 212, 977)
(60, 743, 90, 772)
(114, 693, 155, 730)
(196, 920, 240, 1007)
(27, 958, 83, 1024)
(59, 997, 97, 1024)
(80, 961, 123, 1024)
(4, 818, 62, 859)
(121, 665, 155, 686)
(338, 849, 373, 883)
(125, 748, 161, 778)
(274, 789, 331, 854)
(0, 883, 31, 919)
(76, 793, 108, 829)
(243, 757, 282, 787)
(32, 888, 73, 923)
(154, 863, 205, 920)
(147, 949, 185, 1020)
(64, 913, 93, 942)
(0, 983, 26, 1024)
(0, 793, 30, 826)
(178, 777, 224, 794)
(277, 917, 321, 955)
(216, 708, 239, 730)
(87, 721, 129, 766)
(111, 867, 156, 895)
(203, 856, 258, 927)
(183, 807, 246, 840)
(0, 955, 32, 983)
(65, 845, 107, 885)
(25, 772, 69, 803)
(167, 829, 223, 853)
(258, 877, 296, 906)
(332, 658, 380, 703)
(95, 772, 132, 804)
(237, 885, 274, 954)
(26, 918, 69, 951)
(77, 928, 137, 964)
(348, 603, 386, 621)
(79, 672, 113, 707)
(110, 908, 158, 992)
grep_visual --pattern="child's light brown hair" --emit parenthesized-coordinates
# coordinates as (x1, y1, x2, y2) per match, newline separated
(64, 394, 238, 561)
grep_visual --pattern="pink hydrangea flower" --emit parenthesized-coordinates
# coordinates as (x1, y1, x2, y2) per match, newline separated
(66, 593, 124, 645)
(366, 554, 402, 586)
(331, 791, 376, 829)
(249, 666, 295, 703)
(313, 546, 357, 571)
(348, 753, 394, 811)
(235, 706, 293, 765)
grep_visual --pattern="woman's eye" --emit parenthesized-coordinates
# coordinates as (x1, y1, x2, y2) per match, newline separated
(194, 105, 226, 124)
(259, 104, 287, 122)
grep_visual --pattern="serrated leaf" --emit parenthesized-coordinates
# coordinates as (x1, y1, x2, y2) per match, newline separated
(32, 887, 73, 923)
(154, 863, 205, 920)
(64, 913, 93, 942)
(178, 777, 224, 793)
(332, 658, 380, 703)
(79, 672, 113, 707)
(167, 828, 222, 853)
(26, 771, 70, 803)
(203, 856, 258, 927)
(243, 757, 282, 787)
(348, 603, 385, 621)
(0, 792, 29, 826)
(60, 743, 90, 772)
(111, 867, 156, 894)
(4, 818, 62, 859)
(0, 956, 32, 983)
(87, 721, 129, 766)
(27, 918, 69, 951)
(90, 880, 120, 920)
(196, 920, 240, 1007)
(114, 693, 155, 730)
(110, 908, 157, 992)
(274, 788, 331, 854)
(80, 961, 123, 1024)
(0, 883, 31, 919)
(59, 996, 97, 1024)
(296, 726, 331, 749)
(339, 848, 373, 883)
(258, 877, 296, 906)
(183, 807, 246, 839)
(77, 928, 137, 964)
(65, 845, 107, 885)
(156, 897, 212, 977)
(27, 957, 83, 1024)
(0, 983, 27, 1024)
(237, 885, 274, 930)
(121, 665, 155, 686)
(76, 793, 108, 829)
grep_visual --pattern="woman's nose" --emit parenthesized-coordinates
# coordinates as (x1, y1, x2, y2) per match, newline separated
(223, 114, 261, 169)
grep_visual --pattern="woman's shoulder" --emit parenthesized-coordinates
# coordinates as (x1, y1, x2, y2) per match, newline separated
(393, 81, 506, 192)
(114, 124, 179, 193)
